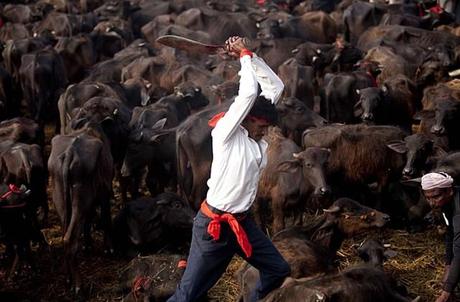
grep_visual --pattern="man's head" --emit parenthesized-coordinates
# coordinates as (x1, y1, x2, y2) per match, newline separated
(242, 96, 278, 141)
(421, 172, 454, 209)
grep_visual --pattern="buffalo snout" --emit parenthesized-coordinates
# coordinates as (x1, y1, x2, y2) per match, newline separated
(375, 213, 391, 227)
(316, 186, 331, 197)
(402, 167, 414, 177)
(164, 199, 195, 229)
(431, 125, 445, 135)
(174, 208, 195, 229)
(361, 113, 374, 121)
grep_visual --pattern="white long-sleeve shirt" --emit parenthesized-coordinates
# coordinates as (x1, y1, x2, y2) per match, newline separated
(206, 54, 284, 213)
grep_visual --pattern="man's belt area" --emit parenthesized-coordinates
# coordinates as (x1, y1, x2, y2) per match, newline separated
(204, 202, 249, 220)
(200, 201, 252, 258)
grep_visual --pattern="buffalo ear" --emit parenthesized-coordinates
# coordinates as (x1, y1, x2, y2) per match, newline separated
(100, 115, 115, 131)
(277, 160, 300, 173)
(147, 118, 168, 143)
(323, 205, 340, 213)
(149, 130, 170, 144)
(71, 117, 88, 130)
(156, 198, 169, 205)
(151, 118, 167, 131)
(387, 141, 408, 154)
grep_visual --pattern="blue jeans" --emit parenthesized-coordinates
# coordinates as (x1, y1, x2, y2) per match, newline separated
(167, 210, 290, 302)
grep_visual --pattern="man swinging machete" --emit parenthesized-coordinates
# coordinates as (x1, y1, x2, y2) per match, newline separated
(166, 36, 291, 302)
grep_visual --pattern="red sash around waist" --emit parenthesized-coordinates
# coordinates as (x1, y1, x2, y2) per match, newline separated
(200, 201, 252, 258)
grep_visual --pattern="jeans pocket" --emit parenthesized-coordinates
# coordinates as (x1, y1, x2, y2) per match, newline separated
(193, 212, 230, 245)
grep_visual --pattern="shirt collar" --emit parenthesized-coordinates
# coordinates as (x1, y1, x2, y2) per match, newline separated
(240, 125, 249, 136)
(239, 125, 268, 147)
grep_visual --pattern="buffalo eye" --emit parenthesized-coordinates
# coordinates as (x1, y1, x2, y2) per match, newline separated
(305, 162, 312, 168)
(295, 106, 304, 113)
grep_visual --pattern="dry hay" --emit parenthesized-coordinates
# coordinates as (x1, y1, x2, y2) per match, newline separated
(209, 256, 244, 301)
(0, 208, 449, 302)
(209, 226, 446, 302)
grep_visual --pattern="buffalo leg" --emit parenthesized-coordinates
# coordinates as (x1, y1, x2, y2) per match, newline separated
(272, 197, 286, 234)
(100, 192, 113, 254)
(64, 221, 83, 294)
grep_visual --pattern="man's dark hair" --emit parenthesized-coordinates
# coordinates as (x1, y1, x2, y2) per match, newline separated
(248, 96, 278, 125)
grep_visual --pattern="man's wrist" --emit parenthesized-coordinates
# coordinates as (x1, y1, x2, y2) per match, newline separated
(240, 48, 253, 58)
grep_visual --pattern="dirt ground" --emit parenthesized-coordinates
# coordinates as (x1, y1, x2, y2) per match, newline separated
(0, 202, 448, 302)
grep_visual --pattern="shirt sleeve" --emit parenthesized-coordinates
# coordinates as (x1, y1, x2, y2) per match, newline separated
(212, 55, 258, 144)
(443, 214, 460, 292)
(251, 54, 284, 105)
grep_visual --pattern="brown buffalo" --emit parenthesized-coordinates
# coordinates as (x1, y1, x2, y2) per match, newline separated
(257, 11, 338, 43)
(319, 70, 376, 123)
(260, 265, 412, 302)
(276, 97, 327, 145)
(112, 193, 194, 256)
(238, 198, 390, 302)
(119, 254, 188, 302)
(48, 124, 114, 294)
(54, 34, 96, 83)
(19, 46, 68, 128)
(174, 6, 257, 44)
(303, 124, 406, 204)
(387, 133, 447, 178)
(0, 118, 43, 145)
(0, 141, 48, 240)
(256, 128, 331, 233)
(278, 58, 316, 109)
(0, 183, 34, 278)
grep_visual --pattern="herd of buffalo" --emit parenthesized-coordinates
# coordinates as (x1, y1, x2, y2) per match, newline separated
(0, 0, 459, 301)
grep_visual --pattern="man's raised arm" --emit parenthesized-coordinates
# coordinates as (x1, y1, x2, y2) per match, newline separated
(212, 37, 259, 143)
(251, 55, 284, 105)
